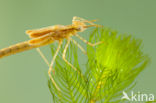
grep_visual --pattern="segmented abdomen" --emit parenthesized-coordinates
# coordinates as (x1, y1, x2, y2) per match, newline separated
(0, 41, 36, 59)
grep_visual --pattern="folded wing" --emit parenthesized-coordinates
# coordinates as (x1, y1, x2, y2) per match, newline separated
(28, 33, 55, 46)
(26, 25, 65, 38)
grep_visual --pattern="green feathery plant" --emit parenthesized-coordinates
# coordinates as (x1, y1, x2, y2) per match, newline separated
(48, 28, 150, 103)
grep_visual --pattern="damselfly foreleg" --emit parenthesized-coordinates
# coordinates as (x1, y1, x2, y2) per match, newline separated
(62, 38, 78, 71)
(75, 34, 103, 47)
(62, 38, 86, 80)
(70, 38, 87, 55)
(48, 41, 62, 91)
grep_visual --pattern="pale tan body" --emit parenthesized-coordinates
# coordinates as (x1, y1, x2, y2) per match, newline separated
(0, 25, 75, 58)
(0, 16, 102, 91)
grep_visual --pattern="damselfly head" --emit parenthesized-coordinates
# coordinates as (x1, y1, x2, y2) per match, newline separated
(72, 16, 102, 32)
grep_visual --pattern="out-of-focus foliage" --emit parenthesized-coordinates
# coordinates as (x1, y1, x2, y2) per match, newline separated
(48, 28, 150, 103)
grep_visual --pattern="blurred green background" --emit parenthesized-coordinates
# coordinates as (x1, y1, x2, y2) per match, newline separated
(0, 0, 155, 103)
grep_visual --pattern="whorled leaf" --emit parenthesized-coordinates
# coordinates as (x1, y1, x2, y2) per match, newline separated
(48, 28, 150, 103)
